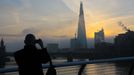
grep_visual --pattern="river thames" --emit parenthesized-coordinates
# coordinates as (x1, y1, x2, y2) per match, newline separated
(3, 58, 133, 75)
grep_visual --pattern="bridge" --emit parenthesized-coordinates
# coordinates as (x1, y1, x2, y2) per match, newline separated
(1, 56, 134, 75)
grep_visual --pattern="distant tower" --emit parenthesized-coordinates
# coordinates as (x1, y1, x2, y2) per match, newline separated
(1, 38, 5, 50)
(94, 28, 105, 45)
(0, 38, 6, 68)
(70, 33, 78, 49)
(77, 2, 87, 48)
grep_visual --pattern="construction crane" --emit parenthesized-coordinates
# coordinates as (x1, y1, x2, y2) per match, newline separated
(118, 21, 131, 32)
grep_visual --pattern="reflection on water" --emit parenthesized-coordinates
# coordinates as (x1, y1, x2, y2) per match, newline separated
(85, 63, 131, 75)
(86, 64, 116, 75)
(2, 59, 133, 75)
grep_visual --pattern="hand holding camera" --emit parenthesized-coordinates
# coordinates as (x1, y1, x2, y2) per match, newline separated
(36, 39, 44, 49)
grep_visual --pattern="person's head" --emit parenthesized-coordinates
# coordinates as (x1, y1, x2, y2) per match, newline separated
(24, 34, 36, 46)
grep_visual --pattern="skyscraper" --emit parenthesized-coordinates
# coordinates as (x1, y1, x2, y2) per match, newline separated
(0, 38, 6, 53)
(0, 38, 6, 68)
(94, 28, 105, 44)
(77, 2, 87, 48)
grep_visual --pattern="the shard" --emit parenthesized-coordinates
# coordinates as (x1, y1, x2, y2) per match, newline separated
(77, 2, 87, 48)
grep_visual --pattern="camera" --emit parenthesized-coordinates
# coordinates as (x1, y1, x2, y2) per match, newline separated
(35, 39, 40, 43)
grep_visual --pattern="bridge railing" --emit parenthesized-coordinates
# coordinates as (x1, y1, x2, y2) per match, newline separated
(1, 56, 134, 74)
(43, 56, 134, 68)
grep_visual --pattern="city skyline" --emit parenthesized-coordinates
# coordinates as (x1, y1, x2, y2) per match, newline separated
(0, 0, 134, 51)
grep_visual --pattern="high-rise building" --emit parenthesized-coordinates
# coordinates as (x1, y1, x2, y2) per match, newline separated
(0, 39, 5, 49)
(77, 2, 87, 48)
(94, 28, 105, 44)
(115, 30, 134, 50)
(70, 2, 87, 49)
(0, 38, 6, 68)
(70, 33, 78, 49)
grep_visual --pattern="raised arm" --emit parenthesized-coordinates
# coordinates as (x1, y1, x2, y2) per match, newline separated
(37, 39, 52, 65)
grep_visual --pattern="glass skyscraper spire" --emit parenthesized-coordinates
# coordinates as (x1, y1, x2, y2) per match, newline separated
(77, 2, 87, 48)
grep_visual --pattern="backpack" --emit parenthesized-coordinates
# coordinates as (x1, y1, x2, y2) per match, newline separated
(46, 66, 57, 75)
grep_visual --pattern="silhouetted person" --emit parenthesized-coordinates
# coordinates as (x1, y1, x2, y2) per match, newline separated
(129, 63, 134, 75)
(14, 34, 52, 75)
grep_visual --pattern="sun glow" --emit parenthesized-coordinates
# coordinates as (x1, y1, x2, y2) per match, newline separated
(85, 18, 125, 39)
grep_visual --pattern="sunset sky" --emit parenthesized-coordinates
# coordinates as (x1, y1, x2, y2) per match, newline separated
(0, 0, 134, 51)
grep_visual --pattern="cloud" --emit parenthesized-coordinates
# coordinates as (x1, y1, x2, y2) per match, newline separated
(22, 28, 39, 35)
(0, 34, 22, 37)
(0, 0, 24, 27)
(51, 35, 70, 38)
(62, 0, 80, 13)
